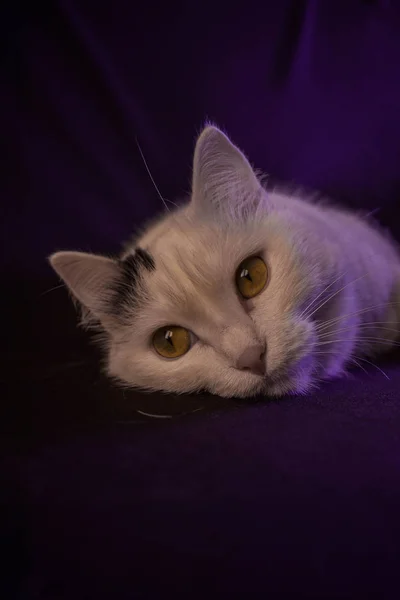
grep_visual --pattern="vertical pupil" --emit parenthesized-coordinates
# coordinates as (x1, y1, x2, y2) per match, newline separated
(241, 268, 252, 281)
(165, 330, 174, 346)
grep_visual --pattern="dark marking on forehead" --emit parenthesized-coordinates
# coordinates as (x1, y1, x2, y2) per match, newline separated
(133, 247, 156, 271)
(111, 247, 155, 317)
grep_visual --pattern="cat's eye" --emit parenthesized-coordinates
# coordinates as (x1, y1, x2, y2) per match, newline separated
(152, 325, 192, 359)
(235, 256, 268, 299)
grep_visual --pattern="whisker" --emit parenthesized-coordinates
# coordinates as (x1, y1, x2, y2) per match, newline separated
(315, 302, 400, 332)
(305, 273, 370, 321)
(313, 352, 367, 375)
(349, 357, 368, 374)
(136, 410, 173, 419)
(313, 350, 342, 362)
(318, 325, 400, 339)
(313, 350, 389, 379)
(365, 207, 381, 217)
(39, 283, 66, 297)
(316, 337, 400, 347)
(135, 137, 170, 212)
(298, 270, 348, 321)
(350, 355, 390, 380)
(317, 320, 399, 332)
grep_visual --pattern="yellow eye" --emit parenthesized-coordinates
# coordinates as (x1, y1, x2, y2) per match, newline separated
(235, 256, 268, 299)
(152, 326, 191, 359)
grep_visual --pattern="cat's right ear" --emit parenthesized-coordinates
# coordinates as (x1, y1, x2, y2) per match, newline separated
(191, 124, 263, 220)
(49, 251, 119, 326)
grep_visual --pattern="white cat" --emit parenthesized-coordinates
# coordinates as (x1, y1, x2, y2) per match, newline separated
(50, 125, 400, 398)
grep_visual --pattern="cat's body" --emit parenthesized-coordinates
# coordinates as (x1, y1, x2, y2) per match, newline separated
(50, 125, 400, 398)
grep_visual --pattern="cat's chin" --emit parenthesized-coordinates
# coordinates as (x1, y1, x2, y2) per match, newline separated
(263, 372, 317, 398)
(210, 373, 316, 400)
(209, 377, 266, 399)
(208, 362, 318, 400)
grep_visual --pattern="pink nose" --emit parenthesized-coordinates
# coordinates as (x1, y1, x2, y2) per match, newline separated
(236, 345, 266, 376)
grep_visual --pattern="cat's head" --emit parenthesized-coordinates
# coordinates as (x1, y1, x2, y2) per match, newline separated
(50, 125, 334, 398)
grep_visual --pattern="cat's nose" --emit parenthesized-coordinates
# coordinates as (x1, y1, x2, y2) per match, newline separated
(236, 345, 266, 376)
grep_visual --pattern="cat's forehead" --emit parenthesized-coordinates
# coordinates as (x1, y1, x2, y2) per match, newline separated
(146, 219, 238, 286)
(129, 212, 268, 315)
(137, 209, 270, 265)
(138, 210, 213, 255)
(122, 210, 305, 325)
(133, 209, 303, 294)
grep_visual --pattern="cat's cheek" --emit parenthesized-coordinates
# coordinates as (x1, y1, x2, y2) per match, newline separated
(263, 317, 316, 380)
(262, 319, 319, 397)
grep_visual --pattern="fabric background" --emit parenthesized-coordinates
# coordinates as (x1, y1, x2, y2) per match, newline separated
(2, 1, 400, 598)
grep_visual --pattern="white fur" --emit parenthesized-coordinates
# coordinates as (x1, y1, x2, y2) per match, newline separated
(50, 125, 400, 398)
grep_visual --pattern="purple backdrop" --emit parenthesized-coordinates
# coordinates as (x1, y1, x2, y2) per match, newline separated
(2, 1, 400, 598)
(2, 0, 400, 276)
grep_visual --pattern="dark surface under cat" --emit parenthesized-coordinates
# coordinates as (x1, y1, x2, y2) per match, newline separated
(2, 280, 400, 599)
(3, 1, 400, 598)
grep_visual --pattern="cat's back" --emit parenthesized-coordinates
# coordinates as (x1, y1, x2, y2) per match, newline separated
(269, 189, 400, 269)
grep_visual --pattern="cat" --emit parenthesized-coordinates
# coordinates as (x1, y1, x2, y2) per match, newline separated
(49, 125, 400, 398)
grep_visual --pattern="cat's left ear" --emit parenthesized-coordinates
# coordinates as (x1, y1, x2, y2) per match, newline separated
(49, 251, 121, 331)
(191, 125, 263, 219)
